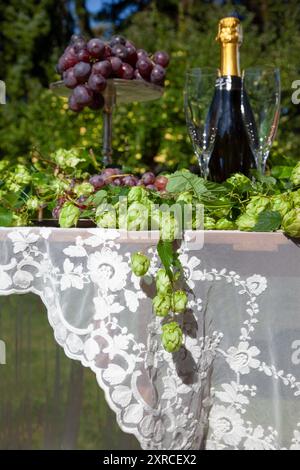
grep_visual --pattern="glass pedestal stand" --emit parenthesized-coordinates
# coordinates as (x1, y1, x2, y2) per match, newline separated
(50, 79, 163, 166)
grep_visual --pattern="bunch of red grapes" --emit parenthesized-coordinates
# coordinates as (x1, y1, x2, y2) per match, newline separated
(52, 169, 168, 219)
(89, 168, 168, 191)
(56, 34, 170, 112)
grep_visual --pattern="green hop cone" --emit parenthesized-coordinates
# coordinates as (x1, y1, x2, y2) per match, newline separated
(226, 173, 253, 193)
(291, 162, 300, 187)
(50, 179, 70, 195)
(74, 182, 94, 197)
(59, 202, 81, 228)
(282, 208, 300, 238)
(204, 216, 216, 230)
(211, 197, 232, 219)
(26, 196, 40, 211)
(14, 164, 31, 185)
(131, 252, 150, 277)
(153, 294, 172, 317)
(245, 196, 270, 216)
(172, 290, 188, 314)
(126, 201, 149, 231)
(5, 180, 22, 192)
(12, 213, 28, 227)
(290, 189, 300, 208)
(176, 191, 193, 204)
(155, 268, 172, 294)
(161, 321, 183, 353)
(215, 218, 236, 230)
(96, 204, 117, 228)
(51, 148, 83, 169)
(159, 213, 180, 241)
(270, 193, 292, 217)
(236, 213, 257, 231)
(0, 158, 10, 172)
(127, 186, 149, 205)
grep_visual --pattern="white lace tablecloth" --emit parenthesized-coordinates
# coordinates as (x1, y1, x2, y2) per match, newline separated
(0, 227, 299, 450)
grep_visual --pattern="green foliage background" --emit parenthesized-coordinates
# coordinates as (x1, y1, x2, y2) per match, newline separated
(0, 0, 300, 172)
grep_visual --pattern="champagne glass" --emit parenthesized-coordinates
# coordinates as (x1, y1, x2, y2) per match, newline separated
(242, 67, 281, 174)
(184, 68, 219, 178)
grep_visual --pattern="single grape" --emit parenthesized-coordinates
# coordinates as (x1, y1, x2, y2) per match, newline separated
(89, 174, 106, 189)
(92, 60, 112, 78)
(63, 68, 78, 88)
(88, 73, 107, 93)
(125, 41, 138, 66)
(77, 195, 89, 210)
(150, 64, 166, 85)
(73, 39, 86, 53)
(111, 177, 123, 186)
(109, 57, 123, 75)
(52, 205, 61, 219)
(65, 46, 77, 56)
(68, 93, 84, 112)
(87, 38, 105, 58)
(103, 44, 112, 58)
(112, 44, 128, 61)
(59, 52, 78, 72)
(137, 49, 148, 60)
(70, 34, 83, 44)
(123, 176, 138, 187)
(153, 51, 170, 68)
(142, 172, 156, 185)
(73, 85, 93, 106)
(73, 61, 91, 83)
(146, 184, 157, 191)
(137, 58, 153, 79)
(119, 63, 134, 80)
(56, 57, 66, 74)
(89, 93, 105, 110)
(77, 48, 90, 63)
(110, 35, 126, 47)
(154, 175, 168, 191)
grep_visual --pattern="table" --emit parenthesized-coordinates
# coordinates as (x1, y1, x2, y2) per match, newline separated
(0, 227, 299, 450)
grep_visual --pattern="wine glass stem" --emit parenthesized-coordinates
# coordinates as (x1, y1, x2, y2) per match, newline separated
(103, 106, 113, 166)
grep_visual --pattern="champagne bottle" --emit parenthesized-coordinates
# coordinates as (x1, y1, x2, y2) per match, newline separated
(207, 16, 257, 182)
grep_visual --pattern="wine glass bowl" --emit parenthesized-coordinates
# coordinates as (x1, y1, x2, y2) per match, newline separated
(242, 67, 281, 173)
(184, 68, 220, 178)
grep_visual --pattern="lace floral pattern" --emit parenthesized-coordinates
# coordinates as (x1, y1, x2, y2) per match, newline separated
(0, 227, 299, 450)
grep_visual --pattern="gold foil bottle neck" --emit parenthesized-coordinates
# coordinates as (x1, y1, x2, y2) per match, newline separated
(217, 16, 242, 77)
(216, 16, 243, 45)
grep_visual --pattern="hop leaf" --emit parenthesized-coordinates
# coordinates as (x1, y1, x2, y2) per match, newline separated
(161, 321, 183, 353)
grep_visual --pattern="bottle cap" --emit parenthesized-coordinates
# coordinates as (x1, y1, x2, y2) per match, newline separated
(216, 16, 243, 45)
